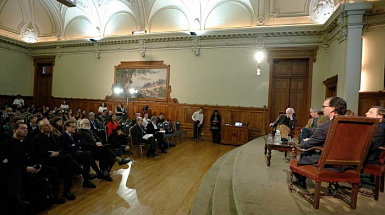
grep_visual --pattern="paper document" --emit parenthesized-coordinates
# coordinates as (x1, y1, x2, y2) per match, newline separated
(142, 134, 153, 140)
(156, 130, 166, 133)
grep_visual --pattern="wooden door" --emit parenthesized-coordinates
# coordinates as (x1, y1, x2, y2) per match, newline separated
(269, 59, 310, 128)
(33, 57, 55, 107)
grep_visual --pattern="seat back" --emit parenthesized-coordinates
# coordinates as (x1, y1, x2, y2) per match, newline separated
(318, 116, 378, 173)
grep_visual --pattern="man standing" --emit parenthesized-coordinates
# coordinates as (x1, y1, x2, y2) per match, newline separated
(299, 107, 328, 143)
(365, 106, 385, 164)
(293, 97, 347, 189)
(192, 107, 204, 141)
(269, 107, 297, 135)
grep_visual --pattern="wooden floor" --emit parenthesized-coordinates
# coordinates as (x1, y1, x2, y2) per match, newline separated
(42, 140, 236, 215)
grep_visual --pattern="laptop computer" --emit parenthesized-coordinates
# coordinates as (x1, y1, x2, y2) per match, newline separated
(234, 122, 243, 127)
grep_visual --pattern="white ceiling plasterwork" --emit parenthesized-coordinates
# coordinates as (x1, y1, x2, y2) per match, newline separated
(0, 0, 345, 43)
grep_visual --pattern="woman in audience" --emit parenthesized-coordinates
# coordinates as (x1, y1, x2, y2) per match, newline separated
(68, 109, 73, 118)
(210, 110, 221, 143)
(50, 116, 63, 136)
(98, 102, 108, 114)
(60, 100, 69, 112)
(106, 114, 120, 137)
(108, 125, 130, 156)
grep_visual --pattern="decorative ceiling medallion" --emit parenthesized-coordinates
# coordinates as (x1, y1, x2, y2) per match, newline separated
(311, 0, 334, 24)
(21, 25, 38, 43)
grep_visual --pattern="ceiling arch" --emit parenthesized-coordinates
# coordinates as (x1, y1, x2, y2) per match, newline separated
(0, 0, 337, 43)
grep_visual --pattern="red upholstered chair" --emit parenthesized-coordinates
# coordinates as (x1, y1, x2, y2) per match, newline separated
(361, 146, 385, 201)
(289, 116, 378, 209)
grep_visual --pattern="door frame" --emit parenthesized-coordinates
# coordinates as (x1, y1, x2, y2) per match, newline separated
(266, 47, 317, 134)
(33, 56, 55, 107)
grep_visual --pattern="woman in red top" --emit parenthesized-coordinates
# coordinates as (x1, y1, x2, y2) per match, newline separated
(106, 114, 120, 137)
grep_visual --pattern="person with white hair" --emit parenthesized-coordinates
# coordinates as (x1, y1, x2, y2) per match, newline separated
(269, 107, 297, 135)
(299, 107, 328, 143)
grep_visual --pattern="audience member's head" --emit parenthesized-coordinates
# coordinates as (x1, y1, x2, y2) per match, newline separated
(13, 122, 28, 139)
(108, 110, 113, 116)
(11, 116, 24, 125)
(6, 107, 12, 114)
(38, 118, 52, 134)
(323, 97, 347, 118)
(102, 109, 108, 115)
(16, 94, 21, 99)
(159, 113, 164, 119)
(366, 106, 385, 122)
(213, 110, 219, 116)
(80, 119, 91, 130)
(345, 109, 357, 116)
(29, 116, 38, 126)
(62, 100, 67, 105)
(110, 114, 117, 122)
(199, 107, 203, 113)
(49, 116, 63, 129)
(88, 112, 95, 120)
(309, 107, 319, 118)
(137, 117, 143, 125)
(144, 113, 149, 119)
(64, 120, 77, 134)
(101, 102, 106, 107)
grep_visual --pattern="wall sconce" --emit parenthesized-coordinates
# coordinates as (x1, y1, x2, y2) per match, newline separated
(257, 66, 261, 76)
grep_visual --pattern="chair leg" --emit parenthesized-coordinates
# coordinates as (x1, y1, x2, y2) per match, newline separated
(313, 182, 321, 209)
(350, 184, 359, 209)
(374, 175, 380, 201)
(289, 171, 294, 192)
(381, 173, 384, 193)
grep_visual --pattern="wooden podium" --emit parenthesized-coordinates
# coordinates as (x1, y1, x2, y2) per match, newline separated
(221, 125, 249, 145)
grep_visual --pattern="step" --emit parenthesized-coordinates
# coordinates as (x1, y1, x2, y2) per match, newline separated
(212, 147, 242, 215)
(190, 151, 231, 215)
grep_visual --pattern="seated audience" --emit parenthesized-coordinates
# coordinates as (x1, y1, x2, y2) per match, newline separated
(299, 107, 328, 143)
(58, 120, 109, 187)
(3, 122, 66, 206)
(269, 107, 297, 136)
(345, 109, 357, 116)
(115, 103, 125, 116)
(106, 114, 120, 137)
(1, 107, 13, 123)
(293, 97, 347, 189)
(78, 119, 130, 179)
(99, 109, 108, 124)
(50, 116, 63, 136)
(131, 117, 157, 157)
(143, 113, 149, 128)
(33, 118, 84, 200)
(98, 102, 107, 114)
(157, 113, 165, 125)
(108, 125, 130, 156)
(0, 147, 30, 213)
(365, 106, 385, 164)
(147, 116, 167, 153)
(27, 116, 38, 139)
(2, 116, 25, 143)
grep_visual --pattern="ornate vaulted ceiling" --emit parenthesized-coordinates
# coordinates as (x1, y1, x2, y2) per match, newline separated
(0, 0, 377, 43)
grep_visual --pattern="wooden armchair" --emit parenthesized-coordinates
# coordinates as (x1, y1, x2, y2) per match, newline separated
(289, 116, 378, 209)
(361, 146, 385, 200)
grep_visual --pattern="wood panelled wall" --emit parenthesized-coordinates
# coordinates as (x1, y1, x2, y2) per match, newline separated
(50, 97, 268, 141)
(358, 92, 385, 116)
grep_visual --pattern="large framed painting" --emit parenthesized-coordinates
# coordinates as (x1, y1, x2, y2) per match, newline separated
(112, 61, 170, 101)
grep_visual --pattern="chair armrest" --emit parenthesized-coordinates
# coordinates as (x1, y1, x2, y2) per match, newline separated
(290, 142, 323, 159)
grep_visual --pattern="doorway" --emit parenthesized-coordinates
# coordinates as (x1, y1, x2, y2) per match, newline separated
(33, 56, 55, 107)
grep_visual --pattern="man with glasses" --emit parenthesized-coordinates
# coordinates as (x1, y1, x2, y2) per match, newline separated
(292, 97, 347, 189)
(33, 118, 84, 200)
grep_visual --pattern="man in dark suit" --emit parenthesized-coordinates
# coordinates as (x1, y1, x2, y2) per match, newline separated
(293, 97, 347, 189)
(269, 108, 297, 135)
(27, 116, 38, 139)
(365, 106, 385, 164)
(1, 116, 24, 143)
(3, 122, 66, 205)
(147, 116, 167, 154)
(58, 120, 109, 188)
(78, 119, 130, 178)
(33, 118, 84, 200)
(130, 117, 157, 157)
